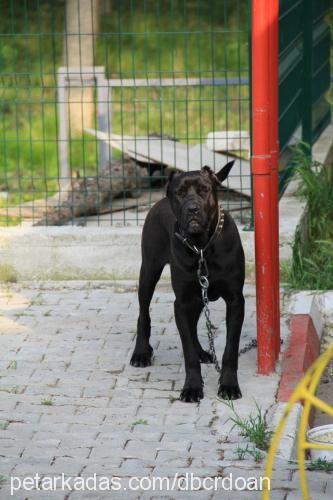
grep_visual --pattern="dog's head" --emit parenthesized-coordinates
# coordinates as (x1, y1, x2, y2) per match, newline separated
(166, 161, 234, 236)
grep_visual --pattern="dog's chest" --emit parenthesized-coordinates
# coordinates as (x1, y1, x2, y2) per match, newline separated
(206, 282, 223, 302)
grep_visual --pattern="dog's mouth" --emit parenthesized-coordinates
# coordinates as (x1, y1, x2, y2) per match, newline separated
(187, 217, 202, 233)
(183, 214, 207, 234)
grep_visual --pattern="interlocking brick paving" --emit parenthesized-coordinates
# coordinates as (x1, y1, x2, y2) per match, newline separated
(0, 282, 331, 499)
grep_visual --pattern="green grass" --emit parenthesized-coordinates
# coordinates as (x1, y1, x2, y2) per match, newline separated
(129, 418, 148, 427)
(221, 399, 273, 451)
(235, 444, 249, 460)
(169, 395, 179, 403)
(0, 264, 17, 282)
(248, 447, 264, 463)
(284, 149, 333, 290)
(308, 457, 333, 472)
(41, 398, 54, 406)
(234, 444, 264, 462)
(0, 1, 249, 224)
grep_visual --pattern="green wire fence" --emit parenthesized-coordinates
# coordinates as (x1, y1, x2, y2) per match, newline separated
(0, 0, 251, 227)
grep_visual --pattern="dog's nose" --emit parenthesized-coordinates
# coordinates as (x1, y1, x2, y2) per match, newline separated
(188, 203, 200, 215)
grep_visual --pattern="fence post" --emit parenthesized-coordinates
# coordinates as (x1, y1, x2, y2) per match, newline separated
(252, 0, 279, 374)
(302, 0, 313, 153)
(57, 71, 70, 186)
(268, 0, 280, 359)
(97, 79, 112, 170)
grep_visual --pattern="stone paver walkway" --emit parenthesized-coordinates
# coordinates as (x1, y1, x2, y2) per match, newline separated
(0, 281, 331, 499)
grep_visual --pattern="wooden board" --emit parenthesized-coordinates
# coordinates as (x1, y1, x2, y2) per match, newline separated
(85, 129, 251, 196)
(206, 130, 250, 153)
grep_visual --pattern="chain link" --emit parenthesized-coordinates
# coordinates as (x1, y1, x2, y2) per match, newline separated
(238, 338, 257, 356)
(197, 250, 221, 373)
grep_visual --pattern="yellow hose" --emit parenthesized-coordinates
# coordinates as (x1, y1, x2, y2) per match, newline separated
(262, 342, 333, 500)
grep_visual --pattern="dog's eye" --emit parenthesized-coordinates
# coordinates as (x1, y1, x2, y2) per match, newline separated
(176, 188, 186, 197)
(198, 185, 210, 194)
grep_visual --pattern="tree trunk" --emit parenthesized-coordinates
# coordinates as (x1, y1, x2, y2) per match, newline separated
(35, 159, 142, 226)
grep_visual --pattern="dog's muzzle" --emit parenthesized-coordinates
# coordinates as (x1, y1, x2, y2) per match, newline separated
(181, 199, 206, 234)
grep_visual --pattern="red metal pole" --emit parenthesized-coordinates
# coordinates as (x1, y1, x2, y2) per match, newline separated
(268, 0, 281, 360)
(252, 0, 277, 374)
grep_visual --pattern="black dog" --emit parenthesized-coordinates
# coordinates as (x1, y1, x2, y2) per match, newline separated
(130, 162, 245, 402)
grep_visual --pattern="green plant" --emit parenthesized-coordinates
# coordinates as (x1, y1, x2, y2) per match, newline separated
(0, 265, 17, 283)
(30, 295, 45, 306)
(0, 422, 9, 430)
(234, 444, 264, 462)
(307, 457, 333, 472)
(235, 445, 249, 460)
(248, 447, 264, 463)
(169, 395, 179, 403)
(285, 151, 333, 290)
(41, 398, 54, 406)
(7, 360, 17, 370)
(129, 419, 148, 427)
(221, 399, 273, 451)
(0, 475, 6, 488)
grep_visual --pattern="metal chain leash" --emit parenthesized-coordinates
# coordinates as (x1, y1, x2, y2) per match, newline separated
(197, 250, 221, 373)
(175, 205, 225, 373)
(178, 205, 262, 370)
(238, 338, 257, 356)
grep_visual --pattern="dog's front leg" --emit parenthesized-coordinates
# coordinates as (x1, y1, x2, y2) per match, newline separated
(174, 300, 203, 402)
(218, 292, 244, 400)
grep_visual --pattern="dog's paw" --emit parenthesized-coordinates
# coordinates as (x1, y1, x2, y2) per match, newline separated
(198, 350, 214, 364)
(217, 383, 242, 400)
(130, 345, 153, 368)
(179, 385, 204, 403)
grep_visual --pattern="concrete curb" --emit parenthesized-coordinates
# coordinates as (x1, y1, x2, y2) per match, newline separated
(273, 292, 324, 460)
(280, 292, 324, 401)
(0, 218, 254, 282)
(271, 402, 303, 460)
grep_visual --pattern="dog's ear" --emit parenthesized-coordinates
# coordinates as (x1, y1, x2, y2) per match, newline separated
(166, 170, 177, 197)
(216, 160, 235, 183)
(201, 165, 214, 178)
(201, 161, 235, 186)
